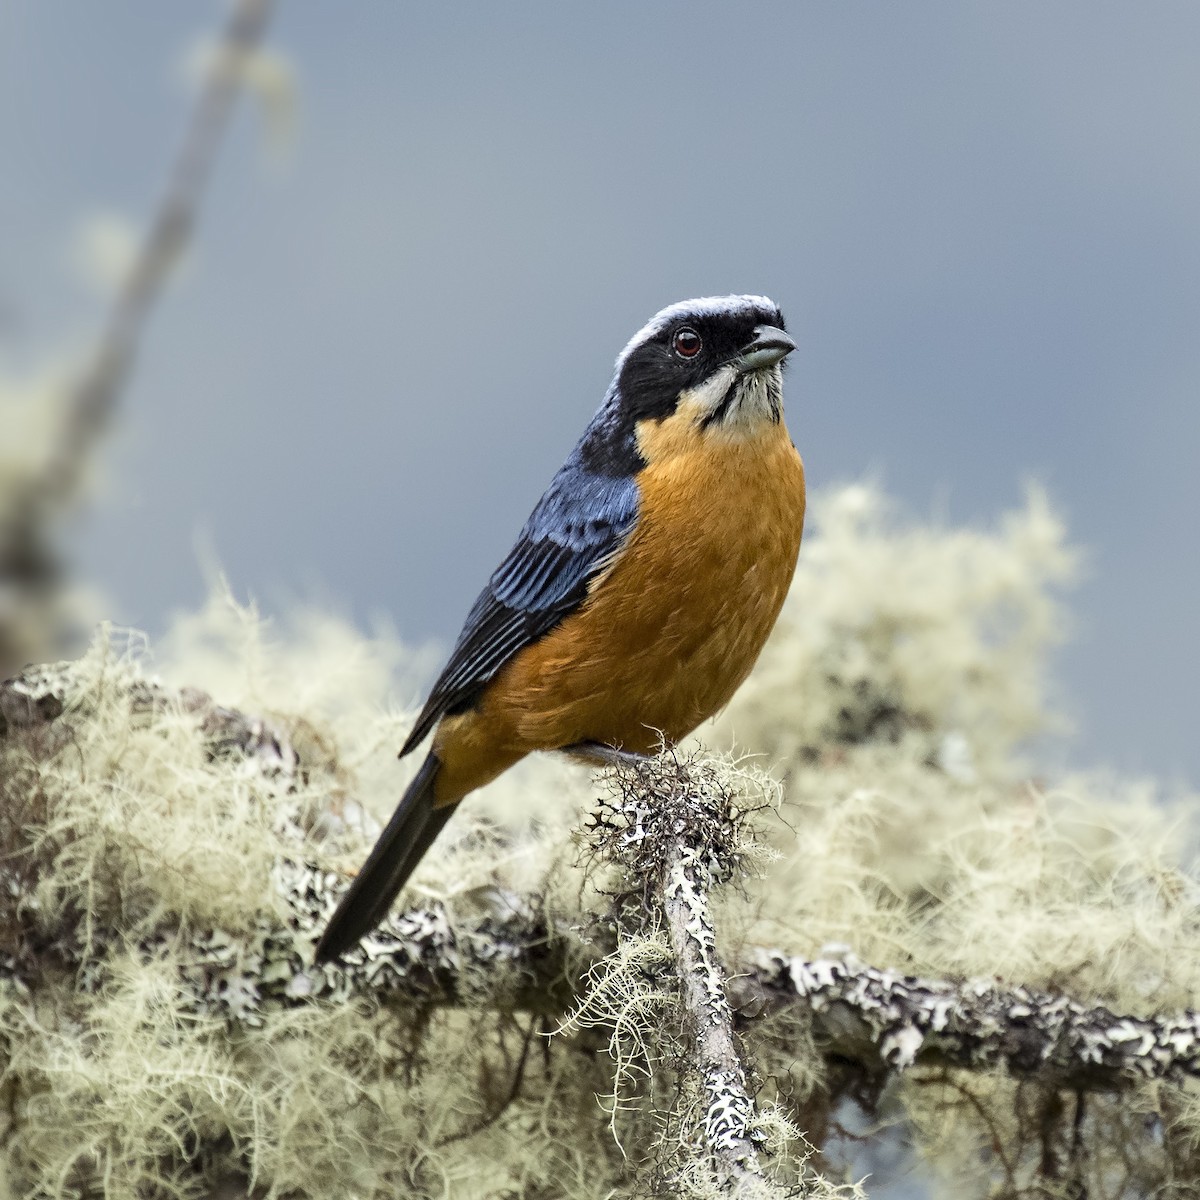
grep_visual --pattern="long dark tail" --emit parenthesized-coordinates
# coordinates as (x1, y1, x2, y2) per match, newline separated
(314, 752, 453, 963)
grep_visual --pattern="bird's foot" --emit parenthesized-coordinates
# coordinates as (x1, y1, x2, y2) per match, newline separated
(561, 741, 655, 769)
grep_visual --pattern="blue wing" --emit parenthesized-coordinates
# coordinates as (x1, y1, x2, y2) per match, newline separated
(399, 450, 640, 756)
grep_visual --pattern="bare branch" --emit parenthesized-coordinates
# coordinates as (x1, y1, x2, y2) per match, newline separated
(0, 0, 275, 674)
(41, 0, 275, 516)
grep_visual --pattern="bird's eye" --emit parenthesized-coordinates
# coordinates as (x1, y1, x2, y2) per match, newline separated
(673, 327, 702, 358)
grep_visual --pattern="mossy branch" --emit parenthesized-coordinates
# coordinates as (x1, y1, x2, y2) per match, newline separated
(2, 654, 1199, 1197)
(3, 662, 1200, 1095)
(734, 950, 1200, 1091)
(585, 753, 788, 1197)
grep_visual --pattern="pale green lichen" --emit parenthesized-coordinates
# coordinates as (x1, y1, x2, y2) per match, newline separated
(0, 484, 1195, 1198)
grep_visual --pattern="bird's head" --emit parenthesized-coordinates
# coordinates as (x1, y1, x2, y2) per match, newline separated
(581, 295, 795, 472)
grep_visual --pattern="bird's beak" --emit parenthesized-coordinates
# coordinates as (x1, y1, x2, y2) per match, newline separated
(732, 325, 796, 373)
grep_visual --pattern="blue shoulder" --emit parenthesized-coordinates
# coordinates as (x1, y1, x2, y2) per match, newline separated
(492, 449, 640, 610)
(399, 438, 640, 756)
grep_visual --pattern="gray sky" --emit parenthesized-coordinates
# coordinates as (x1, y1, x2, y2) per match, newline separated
(3, 2, 1199, 787)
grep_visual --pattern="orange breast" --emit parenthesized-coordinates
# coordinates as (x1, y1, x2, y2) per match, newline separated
(432, 421, 805, 803)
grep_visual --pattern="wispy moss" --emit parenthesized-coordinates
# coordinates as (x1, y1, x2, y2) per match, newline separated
(0, 484, 1194, 1198)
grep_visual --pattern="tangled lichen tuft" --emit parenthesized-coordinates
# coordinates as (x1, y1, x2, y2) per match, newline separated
(585, 747, 776, 892)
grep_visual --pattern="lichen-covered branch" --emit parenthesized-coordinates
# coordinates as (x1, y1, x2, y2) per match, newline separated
(661, 830, 780, 1196)
(734, 949, 1200, 1092)
(588, 754, 791, 1197)
(4, 660, 1200, 1110)
(0, 660, 582, 1018)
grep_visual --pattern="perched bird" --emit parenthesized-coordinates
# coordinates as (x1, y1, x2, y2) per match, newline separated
(315, 295, 806, 962)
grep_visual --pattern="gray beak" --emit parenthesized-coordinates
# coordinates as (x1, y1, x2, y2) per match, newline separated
(732, 325, 796, 373)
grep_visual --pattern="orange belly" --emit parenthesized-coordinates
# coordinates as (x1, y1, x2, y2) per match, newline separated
(432, 423, 805, 803)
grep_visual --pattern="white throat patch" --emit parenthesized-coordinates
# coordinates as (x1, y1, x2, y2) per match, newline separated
(678, 364, 783, 437)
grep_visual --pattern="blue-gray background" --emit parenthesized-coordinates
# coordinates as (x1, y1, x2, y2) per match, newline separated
(3, 3, 1198, 788)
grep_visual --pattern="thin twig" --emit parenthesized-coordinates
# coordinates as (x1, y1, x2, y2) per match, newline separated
(40, 0, 275, 515)
(0, 0, 275, 672)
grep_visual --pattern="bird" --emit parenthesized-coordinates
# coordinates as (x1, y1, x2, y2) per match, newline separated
(315, 295, 806, 963)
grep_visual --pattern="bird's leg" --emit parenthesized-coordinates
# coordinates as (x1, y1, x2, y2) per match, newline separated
(561, 741, 656, 769)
